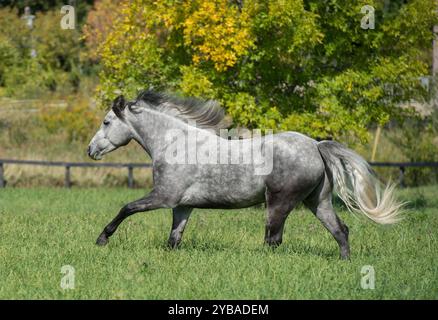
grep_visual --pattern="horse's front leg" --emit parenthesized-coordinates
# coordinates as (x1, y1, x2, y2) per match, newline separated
(168, 206, 193, 249)
(96, 192, 164, 246)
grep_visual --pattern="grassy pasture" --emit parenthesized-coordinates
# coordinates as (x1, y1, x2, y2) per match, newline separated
(0, 186, 437, 299)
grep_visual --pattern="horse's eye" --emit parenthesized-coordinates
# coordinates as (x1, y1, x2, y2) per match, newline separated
(103, 120, 110, 126)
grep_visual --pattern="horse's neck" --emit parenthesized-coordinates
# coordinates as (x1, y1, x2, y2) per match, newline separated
(128, 110, 191, 160)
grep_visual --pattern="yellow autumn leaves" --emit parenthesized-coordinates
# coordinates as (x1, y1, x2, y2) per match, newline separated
(182, 1, 254, 71)
(116, 0, 254, 72)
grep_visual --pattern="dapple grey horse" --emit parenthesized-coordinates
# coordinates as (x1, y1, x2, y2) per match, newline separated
(88, 91, 402, 259)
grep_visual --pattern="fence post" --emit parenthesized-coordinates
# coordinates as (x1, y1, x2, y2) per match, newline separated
(128, 166, 134, 188)
(0, 162, 4, 188)
(399, 166, 405, 188)
(65, 165, 71, 188)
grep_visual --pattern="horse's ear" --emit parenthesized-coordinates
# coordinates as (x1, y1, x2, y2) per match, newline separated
(112, 95, 125, 118)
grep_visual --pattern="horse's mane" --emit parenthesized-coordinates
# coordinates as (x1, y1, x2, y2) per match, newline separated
(131, 90, 230, 132)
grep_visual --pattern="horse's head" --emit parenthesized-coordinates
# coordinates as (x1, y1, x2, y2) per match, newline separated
(87, 95, 133, 160)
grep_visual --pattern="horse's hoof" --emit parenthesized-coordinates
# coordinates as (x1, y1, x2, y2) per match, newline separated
(265, 239, 282, 247)
(167, 239, 180, 249)
(96, 234, 109, 246)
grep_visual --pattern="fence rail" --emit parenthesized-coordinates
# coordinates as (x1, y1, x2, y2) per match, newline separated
(368, 161, 438, 187)
(0, 159, 437, 189)
(0, 159, 152, 188)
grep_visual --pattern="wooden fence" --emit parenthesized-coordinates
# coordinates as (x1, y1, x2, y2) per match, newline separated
(0, 159, 151, 188)
(0, 159, 437, 188)
(369, 161, 438, 187)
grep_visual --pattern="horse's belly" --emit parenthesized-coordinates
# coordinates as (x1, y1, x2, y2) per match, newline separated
(179, 177, 266, 209)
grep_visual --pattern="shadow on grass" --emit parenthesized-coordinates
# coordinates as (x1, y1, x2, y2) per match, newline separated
(158, 238, 339, 260)
(162, 238, 233, 252)
(401, 193, 428, 210)
(261, 243, 339, 260)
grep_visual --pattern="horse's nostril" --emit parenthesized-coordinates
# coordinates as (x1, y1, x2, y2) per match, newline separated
(87, 146, 91, 156)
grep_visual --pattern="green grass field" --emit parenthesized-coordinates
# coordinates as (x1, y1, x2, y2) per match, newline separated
(0, 186, 437, 299)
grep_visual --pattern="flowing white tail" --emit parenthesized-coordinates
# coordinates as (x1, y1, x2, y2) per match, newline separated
(317, 141, 404, 224)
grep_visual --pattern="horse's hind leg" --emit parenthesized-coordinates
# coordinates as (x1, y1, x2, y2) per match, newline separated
(304, 174, 350, 259)
(265, 191, 295, 246)
(168, 206, 193, 249)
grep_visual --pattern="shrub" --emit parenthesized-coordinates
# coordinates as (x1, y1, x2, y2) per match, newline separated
(40, 96, 101, 142)
(386, 111, 438, 186)
(0, 7, 91, 98)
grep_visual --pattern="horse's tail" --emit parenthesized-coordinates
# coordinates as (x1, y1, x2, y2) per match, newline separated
(317, 140, 404, 224)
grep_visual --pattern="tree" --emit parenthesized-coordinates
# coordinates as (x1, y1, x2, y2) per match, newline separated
(82, 0, 123, 62)
(0, 7, 83, 97)
(95, 0, 438, 142)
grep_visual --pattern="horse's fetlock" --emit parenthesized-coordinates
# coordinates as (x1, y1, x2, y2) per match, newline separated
(342, 224, 349, 236)
(104, 226, 112, 235)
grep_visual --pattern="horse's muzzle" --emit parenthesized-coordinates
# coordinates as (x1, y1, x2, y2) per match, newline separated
(87, 145, 101, 160)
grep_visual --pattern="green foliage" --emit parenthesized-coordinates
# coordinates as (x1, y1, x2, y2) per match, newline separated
(0, 8, 31, 87)
(82, 0, 122, 62)
(387, 111, 438, 186)
(0, 0, 94, 24)
(40, 97, 100, 142)
(0, 34, 19, 86)
(0, 7, 90, 98)
(96, 0, 437, 143)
